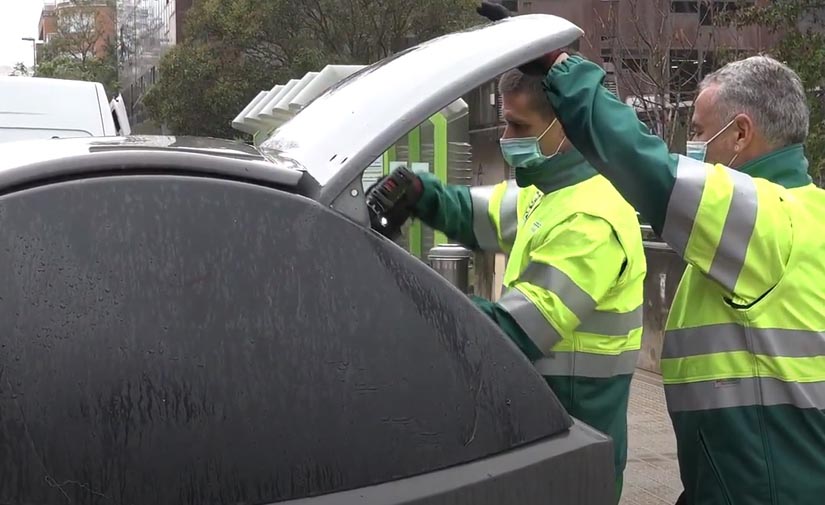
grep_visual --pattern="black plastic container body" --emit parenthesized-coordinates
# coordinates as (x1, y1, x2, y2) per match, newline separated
(0, 170, 614, 504)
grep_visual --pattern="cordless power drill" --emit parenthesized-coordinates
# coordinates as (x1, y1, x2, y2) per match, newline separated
(365, 166, 423, 240)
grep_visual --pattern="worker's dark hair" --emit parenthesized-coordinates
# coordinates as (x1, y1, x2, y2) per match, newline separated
(498, 70, 555, 119)
(499, 46, 584, 118)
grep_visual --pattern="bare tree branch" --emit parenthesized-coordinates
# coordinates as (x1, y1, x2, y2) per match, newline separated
(596, 0, 704, 148)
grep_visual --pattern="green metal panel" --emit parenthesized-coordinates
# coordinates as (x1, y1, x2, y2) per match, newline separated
(407, 127, 423, 258)
(382, 146, 396, 176)
(430, 113, 448, 247)
(379, 114, 450, 257)
(384, 144, 413, 251)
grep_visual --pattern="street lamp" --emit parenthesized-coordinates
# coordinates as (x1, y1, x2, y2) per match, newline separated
(21, 37, 37, 73)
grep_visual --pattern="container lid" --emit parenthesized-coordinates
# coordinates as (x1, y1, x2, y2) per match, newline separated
(427, 244, 473, 260)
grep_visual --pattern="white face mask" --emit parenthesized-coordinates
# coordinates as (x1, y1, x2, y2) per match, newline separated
(685, 118, 738, 165)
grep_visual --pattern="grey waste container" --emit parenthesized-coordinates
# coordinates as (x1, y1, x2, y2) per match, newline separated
(428, 244, 473, 293)
(640, 225, 687, 374)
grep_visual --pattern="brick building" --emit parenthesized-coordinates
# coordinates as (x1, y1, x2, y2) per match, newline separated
(38, 0, 117, 61)
(523, 1, 776, 103)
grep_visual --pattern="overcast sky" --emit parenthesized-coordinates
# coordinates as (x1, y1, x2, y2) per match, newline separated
(0, 0, 47, 74)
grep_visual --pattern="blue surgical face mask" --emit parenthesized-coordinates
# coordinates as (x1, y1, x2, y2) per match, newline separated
(686, 118, 737, 164)
(500, 120, 565, 169)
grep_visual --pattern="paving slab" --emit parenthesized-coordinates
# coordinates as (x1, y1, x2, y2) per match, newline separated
(620, 370, 682, 505)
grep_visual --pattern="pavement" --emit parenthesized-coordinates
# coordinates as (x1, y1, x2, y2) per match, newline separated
(620, 370, 683, 505)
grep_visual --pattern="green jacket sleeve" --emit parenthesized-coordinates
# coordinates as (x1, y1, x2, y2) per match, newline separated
(413, 172, 478, 249)
(542, 56, 677, 233)
(471, 296, 544, 362)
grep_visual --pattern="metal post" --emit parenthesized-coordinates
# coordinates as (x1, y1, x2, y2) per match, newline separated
(21, 37, 37, 74)
(427, 244, 472, 294)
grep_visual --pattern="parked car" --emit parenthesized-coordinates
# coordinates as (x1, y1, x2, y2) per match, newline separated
(0, 15, 615, 505)
(0, 76, 130, 142)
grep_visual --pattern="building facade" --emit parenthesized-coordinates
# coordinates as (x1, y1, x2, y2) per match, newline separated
(520, 0, 780, 145)
(117, 0, 196, 131)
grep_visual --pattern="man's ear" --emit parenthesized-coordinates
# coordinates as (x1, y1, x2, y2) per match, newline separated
(734, 114, 755, 152)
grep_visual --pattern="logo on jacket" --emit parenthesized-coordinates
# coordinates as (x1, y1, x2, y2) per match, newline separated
(523, 190, 544, 223)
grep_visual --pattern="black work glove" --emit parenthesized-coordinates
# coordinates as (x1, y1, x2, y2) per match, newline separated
(476, 1, 511, 21)
(365, 166, 423, 240)
(475, 1, 567, 76)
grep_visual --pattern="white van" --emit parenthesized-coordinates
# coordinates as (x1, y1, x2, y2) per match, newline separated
(0, 76, 130, 142)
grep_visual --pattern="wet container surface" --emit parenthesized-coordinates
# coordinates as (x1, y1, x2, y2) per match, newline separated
(0, 175, 571, 504)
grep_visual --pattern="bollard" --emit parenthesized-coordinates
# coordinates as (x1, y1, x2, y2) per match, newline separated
(427, 244, 472, 294)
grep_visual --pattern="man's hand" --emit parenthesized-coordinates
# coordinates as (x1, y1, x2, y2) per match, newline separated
(477, 1, 511, 21)
(365, 166, 423, 240)
(525, 50, 568, 75)
(513, 50, 566, 76)
(551, 51, 569, 67)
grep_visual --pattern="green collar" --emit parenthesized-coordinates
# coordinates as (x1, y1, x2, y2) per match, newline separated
(738, 143, 811, 188)
(515, 148, 597, 193)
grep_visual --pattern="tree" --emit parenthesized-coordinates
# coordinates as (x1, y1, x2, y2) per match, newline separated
(9, 62, 30, 76)
(36, 41, 119, 96)
(724, 0, 825, 183)
(595, 0, 732, 150)
(143, 43, 278, 138)
(144, 0, 321, 138)
(46, 0, 115, 63)
(143, 0, 478, 137)
(300, 0, 478, 64)
(34, 0, 119, 97)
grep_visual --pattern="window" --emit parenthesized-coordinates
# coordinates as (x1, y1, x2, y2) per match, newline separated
(673, 1, 753, 23)
(671, 1, 698, 13)
(670, 49, 700, 101)
(502, 0, 518, 12)
(700, 2, 741, 26)
(623, 58, 648, 73)
(669, 49, 717, 101)
(700, 51, 717, 77)
(63, 11, 96, 34)
(604, 70, 619, 97)
(468, 81, 500, 130)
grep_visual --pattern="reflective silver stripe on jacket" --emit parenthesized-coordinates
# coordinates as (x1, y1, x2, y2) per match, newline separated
(662, 324, 825, 359)
(498, 182, 520, 248)
(665, 377, 825, 412)
(577, 305, 643, 336)
(518, 262, 643, 336)
(662, 155, 760, 292)
(519, 262, 595, 319)
(470, 185, 500, 251)
(499, 288, 561, 353)
(662, 155, 707, 256)
(534, 350, 639, 378)
(706, 168, 758, 292)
